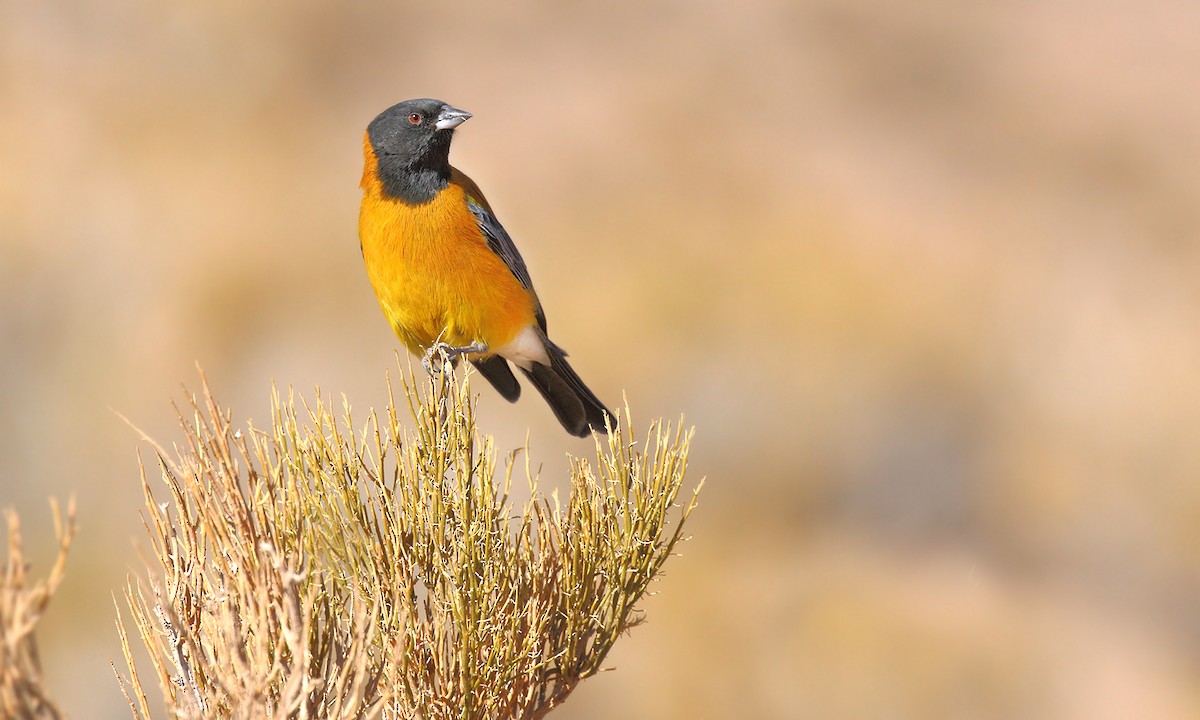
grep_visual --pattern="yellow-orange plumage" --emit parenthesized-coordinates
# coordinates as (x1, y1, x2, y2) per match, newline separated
(358, 133, 537, 356)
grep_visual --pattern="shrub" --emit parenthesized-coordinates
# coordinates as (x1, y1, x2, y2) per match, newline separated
(1, 498, 75, 720)
(117, 366, 701, 719)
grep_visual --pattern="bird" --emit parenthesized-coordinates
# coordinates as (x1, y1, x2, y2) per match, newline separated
(358, 98, 614, 437)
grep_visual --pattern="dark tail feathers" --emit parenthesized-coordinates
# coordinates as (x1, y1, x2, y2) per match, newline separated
(471, 338, 614, 437)
(527, 338, 615, 437)
(471, 355, 521, 402)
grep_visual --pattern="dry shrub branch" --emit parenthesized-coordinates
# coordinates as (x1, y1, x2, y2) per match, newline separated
(1, 498, 76, 720)
(116, 366, 700, 719)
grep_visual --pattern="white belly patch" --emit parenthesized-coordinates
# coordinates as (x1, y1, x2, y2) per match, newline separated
(491, 326, 550, 371)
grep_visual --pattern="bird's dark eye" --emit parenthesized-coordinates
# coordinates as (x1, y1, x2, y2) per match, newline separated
(408, 113, 423, 125)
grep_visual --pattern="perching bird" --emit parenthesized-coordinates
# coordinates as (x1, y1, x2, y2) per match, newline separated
(358, 98, 614, 437)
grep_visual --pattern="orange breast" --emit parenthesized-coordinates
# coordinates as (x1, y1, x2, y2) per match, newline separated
(358, 139, 537, 354)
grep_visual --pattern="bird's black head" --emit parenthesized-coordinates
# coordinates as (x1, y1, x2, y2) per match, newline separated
(366, 98, 472, 203)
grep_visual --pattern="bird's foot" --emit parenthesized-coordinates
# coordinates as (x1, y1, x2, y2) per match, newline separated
(421, 341, 489, 375)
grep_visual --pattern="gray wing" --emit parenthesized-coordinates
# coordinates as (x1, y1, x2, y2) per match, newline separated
(467, 198, 546, 333)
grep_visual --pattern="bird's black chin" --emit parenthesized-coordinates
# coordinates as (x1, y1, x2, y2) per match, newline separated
(376, 153, 450, 204)
(370, 124, 456, 204)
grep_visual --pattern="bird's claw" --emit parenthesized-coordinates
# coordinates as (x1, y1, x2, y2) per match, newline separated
(421, 341, 488, 375)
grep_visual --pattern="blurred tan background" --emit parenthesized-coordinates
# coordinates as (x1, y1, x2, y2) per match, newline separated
(4, 0, 1200, 717)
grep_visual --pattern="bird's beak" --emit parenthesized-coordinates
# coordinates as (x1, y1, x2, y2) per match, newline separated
(435, 105, 472, 130)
